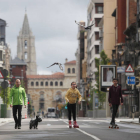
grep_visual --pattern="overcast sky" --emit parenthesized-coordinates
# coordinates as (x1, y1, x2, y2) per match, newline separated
(0, 0, 89, 75)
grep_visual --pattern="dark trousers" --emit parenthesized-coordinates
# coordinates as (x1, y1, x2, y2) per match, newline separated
(112, 104, 119, 123)
(67, 103, 76, 121)
(13, 105, 22, 126)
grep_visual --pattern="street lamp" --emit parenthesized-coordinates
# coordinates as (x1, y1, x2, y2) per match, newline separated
(117, 45, 124, 55)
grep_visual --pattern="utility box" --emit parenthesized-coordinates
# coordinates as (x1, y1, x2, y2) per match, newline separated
(1, 104, 7, 118)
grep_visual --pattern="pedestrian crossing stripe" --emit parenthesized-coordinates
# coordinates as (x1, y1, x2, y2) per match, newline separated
(0, 71, 4, 78)
(125, 64, 134, 72)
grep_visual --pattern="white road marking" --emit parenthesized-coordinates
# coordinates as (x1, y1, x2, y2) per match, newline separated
(61, 119, 101, 140)
(46, 124, 51, 126)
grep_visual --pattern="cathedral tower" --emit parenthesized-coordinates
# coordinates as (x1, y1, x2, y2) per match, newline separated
(17, 13, 37, 75)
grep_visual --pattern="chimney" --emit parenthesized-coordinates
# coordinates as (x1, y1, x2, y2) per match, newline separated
(65, 58, 68, 63)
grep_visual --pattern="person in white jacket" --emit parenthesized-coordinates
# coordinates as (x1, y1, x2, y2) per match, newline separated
(106, 68, 113, 82)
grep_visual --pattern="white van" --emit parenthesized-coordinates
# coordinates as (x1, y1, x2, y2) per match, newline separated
(47, 107, 56, 118)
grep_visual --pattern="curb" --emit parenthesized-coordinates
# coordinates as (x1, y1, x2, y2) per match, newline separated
(120, 121, 140, 125)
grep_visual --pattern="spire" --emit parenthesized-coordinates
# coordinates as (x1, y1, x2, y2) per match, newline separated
(22, 13, 30, 35)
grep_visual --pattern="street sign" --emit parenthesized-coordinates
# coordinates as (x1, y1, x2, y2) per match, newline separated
(127, 76, 135, 85)
(0, 71, 4, 78)
(1, 69, 8, 78)
(117, 66, 125, 73)
(125, 64, 134, 73)
(125, 73, 134, 76)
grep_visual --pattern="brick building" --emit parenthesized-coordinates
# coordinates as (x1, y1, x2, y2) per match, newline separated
(10, 57, 27, 92)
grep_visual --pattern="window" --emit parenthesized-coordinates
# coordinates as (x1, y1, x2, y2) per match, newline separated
(97, 6, 103, 13)
(95, 32, 99, 40)
(72, 68, 75, 73)
(0, 50, 2, 61)
(39, 103, 44, 109)
(95, 45, 99, 54)
(25, 40, 27, 49)
(25, 52, 27, 59)
(40, 94, 44, 99)
(41, 81, 43, 86)
(45, 82, 48, 86)
(68, 68, 71, 73)
(36, 82, 39, 86)
(31, 82, 34, 86)
(12, 65, 16, 68)
(55, 81, 58, 86)
(50, 81, 53, 86)
(95, 3, 103, 14)
(95, 18, 101, 27)
(60, 81, 63, 86)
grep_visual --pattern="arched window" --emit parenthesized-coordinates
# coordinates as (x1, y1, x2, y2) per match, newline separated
(41, 81, 43, 86)
(36, 82, 39, 86)
(60, 81, 63, 86)
(45, 82, 48, 86)
(55, 81, 58, 86)
(25, 40, 27, 49)
(68, 68, 71, 73)
(50, 81, 53, 86)
(72, 68, 75, 73)
(31, 82, 34, 86)
(25, 52, 27, 59)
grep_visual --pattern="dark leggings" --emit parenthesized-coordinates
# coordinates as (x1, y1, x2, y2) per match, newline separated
(112, 104, 119, 123)
(67, 103, 76, 121)
(13, 105, 22, 126)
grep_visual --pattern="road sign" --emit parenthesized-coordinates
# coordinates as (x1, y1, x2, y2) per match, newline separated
(1, 69, 8, 78)
(125, 64, 134, 73)
(125, 73, 134, 76)
(117, 66, 125, 73)
(0, 71, 4, 78)
(127, 76, 135, 85)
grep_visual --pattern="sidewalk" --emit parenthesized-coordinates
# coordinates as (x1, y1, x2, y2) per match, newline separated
(0, 118, 13, 126)
(116, 118, 140, 125)
(76, 117, 140, 125)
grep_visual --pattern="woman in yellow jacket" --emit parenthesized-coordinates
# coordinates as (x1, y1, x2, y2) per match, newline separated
(65, 82, 82, 128)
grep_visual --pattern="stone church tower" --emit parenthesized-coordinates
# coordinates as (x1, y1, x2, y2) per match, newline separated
(17, 13, 37, 75)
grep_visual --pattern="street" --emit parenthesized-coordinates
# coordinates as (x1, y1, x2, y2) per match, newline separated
(0, 118, 140, 140)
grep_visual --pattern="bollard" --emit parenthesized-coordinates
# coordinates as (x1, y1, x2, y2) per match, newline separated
(139, 116, 140, 123)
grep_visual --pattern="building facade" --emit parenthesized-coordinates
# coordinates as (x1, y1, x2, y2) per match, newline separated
(87, 0, 104, 88)
(10, 57, 27, 91)
(27, 60, 76, 115)
(17, 13, 37, 75)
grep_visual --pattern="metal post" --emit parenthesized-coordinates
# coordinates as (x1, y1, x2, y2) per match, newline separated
(136, 0, 139, 42)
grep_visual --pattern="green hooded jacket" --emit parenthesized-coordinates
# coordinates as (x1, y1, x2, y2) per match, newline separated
(10, 85, 27, 105)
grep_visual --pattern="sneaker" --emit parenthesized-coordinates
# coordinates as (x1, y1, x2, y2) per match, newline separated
(18, 125, 21, 129)
(15, 124, 18, 129)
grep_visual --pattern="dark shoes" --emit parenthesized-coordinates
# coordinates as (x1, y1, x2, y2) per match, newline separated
(15, 124, 18, 129)
(18, 125, 21, 129)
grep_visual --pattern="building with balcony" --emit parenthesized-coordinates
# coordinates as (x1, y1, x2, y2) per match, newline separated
(87, 0, 104, 88)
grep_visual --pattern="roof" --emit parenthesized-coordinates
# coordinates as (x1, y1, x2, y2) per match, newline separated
(10, 57, 27, 65)
(22, 14, 31, 35)
(27, 72, 64, 79)
(65, 60, 76, 65)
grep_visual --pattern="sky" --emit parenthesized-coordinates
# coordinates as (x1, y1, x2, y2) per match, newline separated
(0, 0, 89, 75)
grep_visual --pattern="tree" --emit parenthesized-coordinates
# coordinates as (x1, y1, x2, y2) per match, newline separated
(94, 50, 110, 109)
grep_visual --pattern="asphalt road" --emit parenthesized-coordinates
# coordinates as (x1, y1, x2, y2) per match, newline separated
(0, 118, 140, 140)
